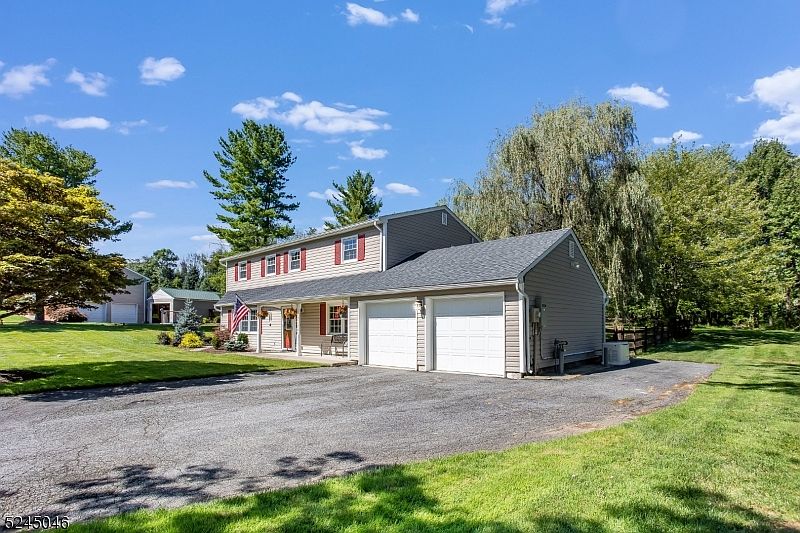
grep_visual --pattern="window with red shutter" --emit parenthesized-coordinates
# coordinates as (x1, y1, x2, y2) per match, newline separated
(246, 260, 251, 280)
(260, 257, 265, 277)
(300, 248, 307, 270)
(319, 303, 327, 335)
(334, 240, 341, 265)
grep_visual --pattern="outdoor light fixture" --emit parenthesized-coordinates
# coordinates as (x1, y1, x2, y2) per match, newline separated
(414, 298, 425, 316)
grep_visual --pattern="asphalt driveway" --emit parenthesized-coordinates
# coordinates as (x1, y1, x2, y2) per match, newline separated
(0, 360, 716, 522)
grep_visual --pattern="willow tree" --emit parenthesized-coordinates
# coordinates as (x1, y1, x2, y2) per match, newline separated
(448, 101, 657, 317)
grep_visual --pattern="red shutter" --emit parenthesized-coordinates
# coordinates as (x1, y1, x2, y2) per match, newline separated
(227, 309, 232, 329)
(276, 255, 281, 275)
(334, 240, 341, 265)
(234, 263, 239, 282)
(319, 303, 327, 335)
(357, 234, 366, 261)
(300, 248, 307, 271)
(260, 257, 265, 277)
(246, 260, 251, 280)
(284, 252, 289, 272)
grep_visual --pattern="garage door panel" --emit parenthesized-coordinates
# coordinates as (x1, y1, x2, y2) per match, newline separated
(366, 301, 416, 369)
(111, 303, 138, 324)
(80, 304, 106, 322)
(434, 296, 505, 376)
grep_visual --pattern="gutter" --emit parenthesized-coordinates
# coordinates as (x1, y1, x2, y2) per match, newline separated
(515, 275, 531, 375)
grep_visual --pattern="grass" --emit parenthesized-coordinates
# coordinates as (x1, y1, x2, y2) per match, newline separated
(0, 320, 321, 395)
(70, 326, 800, 532)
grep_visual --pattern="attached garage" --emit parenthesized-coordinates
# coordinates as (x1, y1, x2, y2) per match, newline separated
(431, 295, 505, 376)
(80, 303, 107, 323)
(110, 303, 138, 324)
(364, 300, 417, 369)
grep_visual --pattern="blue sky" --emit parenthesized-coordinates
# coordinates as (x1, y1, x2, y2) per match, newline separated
(2, 1, 799, 259)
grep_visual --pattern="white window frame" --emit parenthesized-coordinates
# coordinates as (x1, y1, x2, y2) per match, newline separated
(238, 309, 258, 333)
(441, 212, 448, 225)
(328, 303, 349, 335)
(341, 235, 358, 263)
(266, 254, 276, 276)
(289, 248, 301, 271)
(238, 261, 247, 280)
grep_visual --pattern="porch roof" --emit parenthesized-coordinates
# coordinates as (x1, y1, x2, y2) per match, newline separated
(217, 228, 570, 306)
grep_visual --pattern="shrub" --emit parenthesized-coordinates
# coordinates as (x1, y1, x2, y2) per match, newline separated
(236, 332, 249, 346)
(225, 339, 248, 352)
(179, 331, 205, 348)
(156, 331, 172, 345)
(173, 300, 203, 345)
(49, 307, 87, 323)
(210, 327, 231, 349)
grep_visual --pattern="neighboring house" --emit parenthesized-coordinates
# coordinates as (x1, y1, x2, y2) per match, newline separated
(148, 288, 220, 324)
(77, 267, 149, 324)
(217, 206, 606, 378)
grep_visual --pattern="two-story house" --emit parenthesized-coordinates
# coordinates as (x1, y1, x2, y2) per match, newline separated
(217, 205, 606, 378)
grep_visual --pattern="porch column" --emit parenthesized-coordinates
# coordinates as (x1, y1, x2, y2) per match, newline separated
(295, 304, 302, 356)
(256, 306, 262, 354)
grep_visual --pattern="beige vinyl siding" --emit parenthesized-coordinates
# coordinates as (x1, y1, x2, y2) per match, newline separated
(225, 227, 382, 292)
(348, 302, 358, 359)
(524, 236, 605, 370)
(504, 290, 520, 377)
(298, 302, 327, 356)
(260, 307, 283, 352)
(385, 208, 476, 269)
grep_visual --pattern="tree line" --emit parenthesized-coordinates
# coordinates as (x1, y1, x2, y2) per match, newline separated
(447, 101, 800, 332)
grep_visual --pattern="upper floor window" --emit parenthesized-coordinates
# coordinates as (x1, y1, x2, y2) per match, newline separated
(238, 309, 258, 333)
(441, 212, 448, 225)
(290, 249, 301, 271)
(266, 255, 276, 275)
(342, 235, 357, 262)
(238, 261, 247, 280)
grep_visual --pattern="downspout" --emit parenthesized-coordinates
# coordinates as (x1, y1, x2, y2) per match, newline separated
(374, 219, 384, 271)
(515, 275, 531, 376)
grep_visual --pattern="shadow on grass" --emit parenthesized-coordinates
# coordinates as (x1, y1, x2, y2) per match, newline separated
(704, 362, 800, 397)
(76, 463, 525, 533)
(3, 360, 278, 400)
(649, 327, 800, 356)
(605, 484, 792, 532)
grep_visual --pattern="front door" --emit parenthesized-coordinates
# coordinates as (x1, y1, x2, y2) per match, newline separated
(283, 309, 295, 350)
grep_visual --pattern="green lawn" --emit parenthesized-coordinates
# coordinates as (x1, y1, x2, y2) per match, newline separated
(73, 327, 800, 532)
(0, 320, 320, 395)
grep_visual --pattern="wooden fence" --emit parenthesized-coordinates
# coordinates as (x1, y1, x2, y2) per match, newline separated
(605, 324, 669, 356)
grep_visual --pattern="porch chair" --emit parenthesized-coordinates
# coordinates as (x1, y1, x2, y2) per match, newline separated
(321, 334, 348, 357)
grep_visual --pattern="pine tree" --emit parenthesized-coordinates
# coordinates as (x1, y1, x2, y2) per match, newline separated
(205, 120, 299, 252)
(325, 170, 382, 229)
(173, 300, 203, 344)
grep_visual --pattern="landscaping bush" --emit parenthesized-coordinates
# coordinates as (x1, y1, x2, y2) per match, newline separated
(48, 307, 87, 323)
(156, 331, 172, 345)
(236, 332, 249, 345)
(210, 327, 231, 349)
(225, 334, 249, 352)
(173, 300, 203, 345)
(178, 332, 204, 348)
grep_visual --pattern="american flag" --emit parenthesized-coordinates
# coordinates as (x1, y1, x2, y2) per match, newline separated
(230, 295, 250, 332)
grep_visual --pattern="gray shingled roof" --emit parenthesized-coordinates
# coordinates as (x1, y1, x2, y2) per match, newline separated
(159, 288, 221, 301)
(217, 228, 570, 306)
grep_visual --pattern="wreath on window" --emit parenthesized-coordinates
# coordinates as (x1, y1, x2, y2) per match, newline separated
(332, 305, 348, 319)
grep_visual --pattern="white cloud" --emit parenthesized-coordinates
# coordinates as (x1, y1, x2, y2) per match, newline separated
(385, 182, 419, 195)
(232, 93, 391, 134)
(607, 84, 669, 109)
(652, 129, 703, 145)
(483, 0, 523, 28)
(464, 24, 475, 34)
(345, 3, 396, 26)
(308, 188, 339, 201)
(0, 59, 55, 97)
(139, 56, 186, 85)
(441, 177, 455, 184)
(130, 210, 155, 219)
(145, 179, 197, 189)
(348, 139, 388, 160)
(118, 119, 149, 135)
(28, 114, 110, 130)
(372, 186, 384, 197)
(66, 68, 109, 96)
(231, 97, 278, 120)
(327, 165, 340, 170)
(190, 234, 218, 241)
(281, 91, 303, 103)
(401, 8, 420, 23)
(738, 67, 800, 145)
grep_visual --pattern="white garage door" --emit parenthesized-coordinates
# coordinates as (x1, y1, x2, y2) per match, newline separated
(366, 300, 417, 369)
(111, 303, 138, 324)
(80, 303, 106, 322)
(434, 295, 505, 376)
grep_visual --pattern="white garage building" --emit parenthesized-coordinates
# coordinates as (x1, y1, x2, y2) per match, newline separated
(78, 267, 149, 324)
